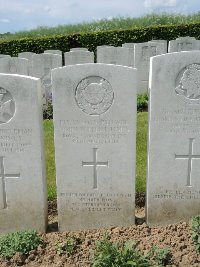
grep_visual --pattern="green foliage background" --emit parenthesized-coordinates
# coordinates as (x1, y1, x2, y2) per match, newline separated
(1, 12, 200, 40)
(1, 23, 200, 56)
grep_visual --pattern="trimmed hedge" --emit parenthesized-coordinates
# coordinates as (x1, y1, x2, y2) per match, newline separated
(1, 23, 200, 56)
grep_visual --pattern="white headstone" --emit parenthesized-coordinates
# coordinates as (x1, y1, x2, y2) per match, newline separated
(147, 51, 200, 225)
(122, 43, 136, 66)
(44, 50, 62, 56)
(0, 55, 11, 59)
(30, 54, 46, 104)
(168, 36, 200, 52)
(18, 52, 36, 76)
(70, 48, 88, 52)
(97, 45, 114, 50)
(30, 53, 62, 101)
(42, 53, 62, 99)
(18, 52, 36, 60)
(0, 74, 47, 233)
(122, 43, 136, 48)
(97, 46, 132, 66)
(64, 51, 94, 65)
(134, 42, 165, 93)
(52, 63, 137, 231)
(96, 45, 114, 54)
(150, 40, 168, 53)
(0, 57, 28, 75)
(96, 46, 114, 62)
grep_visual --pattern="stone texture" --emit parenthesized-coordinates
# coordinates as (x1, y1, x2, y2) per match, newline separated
(150, 40, 168, 53)
(97, 46, 132, 66)
(29, 54, 46, 103)
(42, 53, 62, 99)
(0, 74, 47, 233)
(18, 52, 36, 75)
(52, 63, 137, 231)
(70, 48, 88, 51)
(30, 53, 62, 101)
(0, 55, 11, 59)
(18, 52, 36, 60)
(64, 50, 94, 65)
(0, 57, 28, 75)
(122, 43, 136, 66)
(147, 51, 200, 225)
(44, 50, 62, 56)
(96, 45, 114, 55)
(134, 42, 165, 93)
(168, 36, 200, 52)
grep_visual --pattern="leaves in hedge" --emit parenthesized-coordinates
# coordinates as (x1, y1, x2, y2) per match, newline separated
(1, 23, 200, 56)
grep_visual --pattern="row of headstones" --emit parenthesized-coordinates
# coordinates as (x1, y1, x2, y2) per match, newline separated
(0, 50, 200, 233)
(96, 36, 200, 92)
(0, 36, 200, 97)
(0, 48, 94, 103)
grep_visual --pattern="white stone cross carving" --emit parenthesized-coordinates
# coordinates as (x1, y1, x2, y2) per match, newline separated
(0, 156, 20, 209)
(82, 148, 108, 189)
(175, 138, 200, 187)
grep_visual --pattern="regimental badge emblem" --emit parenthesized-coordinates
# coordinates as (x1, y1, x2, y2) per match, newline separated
(175, 64, 200, 104)
(75, 76, 114, 115)
(0, 87, 15, 124)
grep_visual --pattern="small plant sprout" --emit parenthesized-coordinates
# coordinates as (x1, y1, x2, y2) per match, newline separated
(55, 236, 79, 256)
(191, 215, 200, 252)
(0, 230, 43, 259)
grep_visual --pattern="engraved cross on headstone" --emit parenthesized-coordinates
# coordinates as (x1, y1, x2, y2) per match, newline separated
(175, 138, 200, 186)
(0, 156, 20, 209)
(82, 148, 108, 189)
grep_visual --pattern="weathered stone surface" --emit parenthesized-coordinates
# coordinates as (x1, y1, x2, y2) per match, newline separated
(42, 53, 62, 99)
(64, 51, 94, 65)
(150, 40, 168, 53)
(134, 42, 165, 93)
(70, 48, 88, 51)
(96, 45, 114, 54)
(30, 53, 62, 101)
(0, 74, 47, 233)
(97, 46, 132, 66)
(168, 36, 200, 52)
(122, 43, 136, 48)
(18, 52, 36, 76)
(52, 63, 137, 231)
(147, 51, 200, 225)
(18, 52, 36, 59)
(0, 55, 11, 59)
(0, 57, 28, 75)
(44, 50, 62, 56)
(122, 43, 136, 66)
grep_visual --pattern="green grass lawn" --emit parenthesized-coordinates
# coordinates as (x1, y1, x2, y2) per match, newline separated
(136, 112, 148, 193)
(43, 112, 148, 200)
(43, 120, 56, 200)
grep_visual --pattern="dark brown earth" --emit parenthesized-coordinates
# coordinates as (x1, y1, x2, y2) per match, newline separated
(1, 193, 200, 267)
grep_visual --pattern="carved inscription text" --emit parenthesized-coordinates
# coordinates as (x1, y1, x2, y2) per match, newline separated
(60, 192, 133, 212)
(60, 119, 130, 144)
